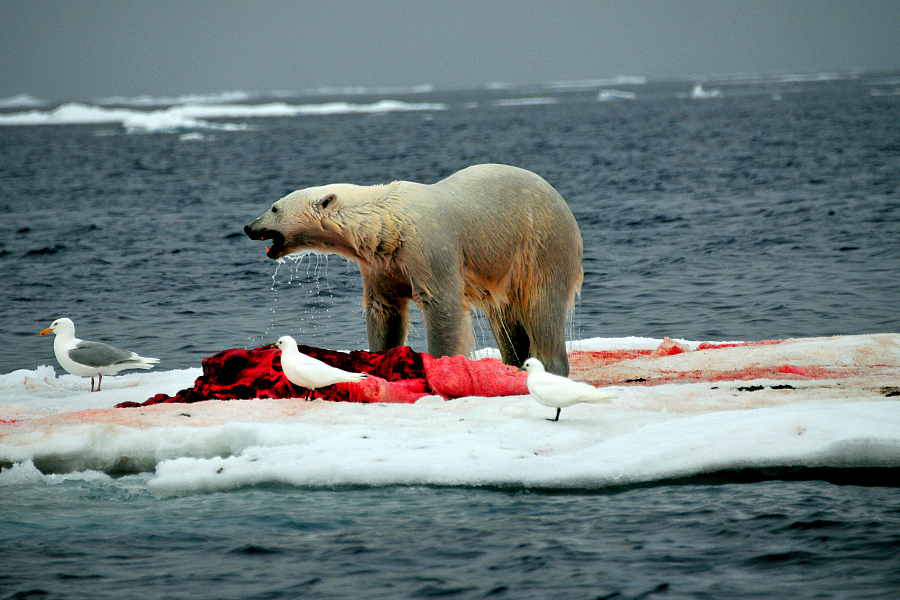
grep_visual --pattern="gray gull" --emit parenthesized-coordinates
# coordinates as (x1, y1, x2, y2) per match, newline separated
(40, 317, 159, 392)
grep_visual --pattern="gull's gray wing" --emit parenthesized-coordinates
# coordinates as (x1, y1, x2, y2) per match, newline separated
(68, 340, 132, 367)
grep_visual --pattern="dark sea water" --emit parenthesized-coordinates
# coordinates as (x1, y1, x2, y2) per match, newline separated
(2, 480, 899, 599)
(2, 77, 899, 371)
(2, 76, 900, 598)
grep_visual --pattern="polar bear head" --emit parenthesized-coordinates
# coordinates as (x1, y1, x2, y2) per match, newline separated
(244, 183, 400, 263)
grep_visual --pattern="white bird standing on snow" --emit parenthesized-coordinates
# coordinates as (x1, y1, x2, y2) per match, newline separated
(519, 357, 615, 421)
(40, 317, 159, 392)
(275, 335, 368, 400)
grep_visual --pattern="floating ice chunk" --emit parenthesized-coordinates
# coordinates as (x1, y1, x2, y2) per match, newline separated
(1, 336, 898, 496)
(493, 97, 559, 108)
(597, 89, 637, 101)
(690, 83, 722, 99)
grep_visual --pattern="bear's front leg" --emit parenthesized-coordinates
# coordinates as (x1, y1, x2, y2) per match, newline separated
(361, 269, 412, 352)
(364, 296, 410, 352)
(419, 297, 475, 359)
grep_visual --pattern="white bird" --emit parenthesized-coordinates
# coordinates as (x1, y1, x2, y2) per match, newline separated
(40, 317, 159, 392)
(275, 335, 368, 400)
(519, 357, 615, 421)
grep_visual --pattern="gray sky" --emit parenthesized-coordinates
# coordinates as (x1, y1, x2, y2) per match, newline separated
(2, 0, 899, 102)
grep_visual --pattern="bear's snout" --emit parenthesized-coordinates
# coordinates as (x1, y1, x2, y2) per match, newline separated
(244, 223, 286, 259)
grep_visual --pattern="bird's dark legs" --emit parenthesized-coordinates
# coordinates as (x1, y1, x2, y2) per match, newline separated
(97, 374, 102, 392)
(547, 408, 561, 422)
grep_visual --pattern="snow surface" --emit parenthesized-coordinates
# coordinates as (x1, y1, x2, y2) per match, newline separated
(1, 336, 898, 497)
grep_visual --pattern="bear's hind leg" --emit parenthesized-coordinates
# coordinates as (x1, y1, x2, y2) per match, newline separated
(523, 296, 571, 377)
(458, 308, 476, 358)
(486, 306, 530, 368)
(531, 341, 569, 377)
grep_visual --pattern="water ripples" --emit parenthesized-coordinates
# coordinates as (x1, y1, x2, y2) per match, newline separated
(7, 481, 897, 599)
(2, 80, 898, 372)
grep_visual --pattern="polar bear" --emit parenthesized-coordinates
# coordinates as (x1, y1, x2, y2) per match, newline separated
(244, 164, 583, 376)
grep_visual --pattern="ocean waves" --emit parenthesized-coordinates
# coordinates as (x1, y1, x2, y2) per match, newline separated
(0, 99, 447, 133)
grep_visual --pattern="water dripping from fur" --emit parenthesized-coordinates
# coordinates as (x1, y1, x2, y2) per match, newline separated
(566, 295, 583, 355)
(250, 252, 372, 350)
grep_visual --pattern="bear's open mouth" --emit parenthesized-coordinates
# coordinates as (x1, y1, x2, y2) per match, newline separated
(243, 226, 286, 259)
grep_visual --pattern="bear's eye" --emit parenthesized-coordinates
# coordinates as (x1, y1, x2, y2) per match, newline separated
(271, 206, 278, 214)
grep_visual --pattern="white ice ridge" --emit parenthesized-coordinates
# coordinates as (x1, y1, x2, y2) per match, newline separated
(146, 399, 900, 496)
(0, 100, 447, 133)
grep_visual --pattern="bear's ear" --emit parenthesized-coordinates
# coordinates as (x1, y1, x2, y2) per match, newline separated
(315, 193, 336, 211)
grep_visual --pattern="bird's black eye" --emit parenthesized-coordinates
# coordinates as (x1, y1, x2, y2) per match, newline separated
(271, 206, 278, 214)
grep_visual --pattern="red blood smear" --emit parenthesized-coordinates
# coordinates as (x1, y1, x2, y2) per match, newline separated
(118, 337, 846, 408)
(118, 345, 527, 408)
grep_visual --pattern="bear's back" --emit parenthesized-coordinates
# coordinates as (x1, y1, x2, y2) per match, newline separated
(426, 163, 579, 246)
(385, 165, 581, 293)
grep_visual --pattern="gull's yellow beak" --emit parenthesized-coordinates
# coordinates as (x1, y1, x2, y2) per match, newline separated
(40, 327, 53, 335)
